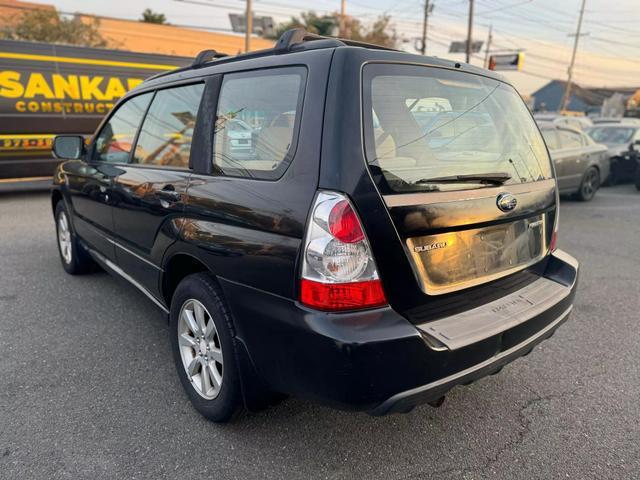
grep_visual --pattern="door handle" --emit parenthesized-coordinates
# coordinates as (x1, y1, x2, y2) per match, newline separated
(156, 184, 181, 202)
(98, 184, 111, 203)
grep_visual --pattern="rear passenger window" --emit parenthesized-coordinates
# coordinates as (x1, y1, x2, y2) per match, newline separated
(213, 67, 306, 179)
(92, 92, 153, 163)
(541, 129, 559, 150)
(133, 83, 204, 169)
(558, 129, 583, 149)
(569, 120, 582, 131)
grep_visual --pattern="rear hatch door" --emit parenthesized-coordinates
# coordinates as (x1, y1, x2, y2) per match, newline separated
(359, 62, 557, 315)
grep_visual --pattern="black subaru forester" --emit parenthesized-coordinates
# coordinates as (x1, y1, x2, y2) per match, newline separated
(50, 29, 579, 422)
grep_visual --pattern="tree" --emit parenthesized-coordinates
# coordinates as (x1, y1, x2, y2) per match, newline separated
(272, 11, 337, 39)
(140, 9, 168, 25)
(351, 15, 397, 49)
(270, 11, 397, 49)
(0, 9, 107, 47)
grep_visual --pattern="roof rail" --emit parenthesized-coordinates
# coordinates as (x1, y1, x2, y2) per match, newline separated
(192, 49, 228, 68)
(274, 28, 398, 54)
(145, 28, 398, 84)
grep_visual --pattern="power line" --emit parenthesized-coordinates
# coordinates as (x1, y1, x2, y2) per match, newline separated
(475, 0, 532, 16)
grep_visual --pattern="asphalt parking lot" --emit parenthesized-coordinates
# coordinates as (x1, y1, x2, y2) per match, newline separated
(1, 185, 639, 480)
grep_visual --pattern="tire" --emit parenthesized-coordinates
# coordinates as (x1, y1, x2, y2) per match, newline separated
(169, 273, 244, 423)
(576, 167, 600, 202)
(635, 170, 640, 191)
(54, 201, 96, 275)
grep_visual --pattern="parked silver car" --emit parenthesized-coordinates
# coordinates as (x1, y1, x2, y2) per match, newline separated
(539, 122, 608, 201)
(534, 113, 593, 131)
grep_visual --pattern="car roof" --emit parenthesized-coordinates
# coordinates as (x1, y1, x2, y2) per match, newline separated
(534, 114, 591, 125)
(139, 28, 509, 91)
(537, 121, 583, 134)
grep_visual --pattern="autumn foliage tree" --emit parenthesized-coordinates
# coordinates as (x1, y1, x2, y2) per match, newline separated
(273, 12, 337, 38)
(271, 11, 397, 49)
(0, 8, 107, 47)
(353, 15, 397, 49)
(140, 9, 168, 25)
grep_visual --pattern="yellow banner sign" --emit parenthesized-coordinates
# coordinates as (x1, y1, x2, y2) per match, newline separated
(0, 70, 145, 115)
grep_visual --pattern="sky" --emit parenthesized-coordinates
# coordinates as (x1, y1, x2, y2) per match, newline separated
(28, 0, 640, 95)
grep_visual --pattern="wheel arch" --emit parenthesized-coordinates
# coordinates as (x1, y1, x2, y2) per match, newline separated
(161, 251, 279, 412)
(584, 162, 601, 185)
(575, 163, 601, 200)
(51, 189, 63, 214)
(161, 252, 212, 308)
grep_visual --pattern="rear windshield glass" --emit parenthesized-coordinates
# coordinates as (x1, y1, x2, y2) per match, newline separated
(362, 64, 552, 193)
(586, 126, 635, 144)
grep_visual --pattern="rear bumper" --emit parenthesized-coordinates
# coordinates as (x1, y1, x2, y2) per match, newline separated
(371, 303, 572, 415)
(220, 250, 578, 413)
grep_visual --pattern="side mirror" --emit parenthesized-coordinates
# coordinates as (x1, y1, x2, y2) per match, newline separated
(52, 135, 85, 160)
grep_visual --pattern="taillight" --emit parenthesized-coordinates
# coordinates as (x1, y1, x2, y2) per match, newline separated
(328, 200, 364, 243)
(300, 279, 386, 311)
(550, 205, 559, 252)
(300, 191, 387, 311)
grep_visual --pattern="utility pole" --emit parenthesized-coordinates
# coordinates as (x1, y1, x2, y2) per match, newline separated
(466, 0, 474, 63)
(483, 25, 493, 68)
(561, 0, 587, 111)
(245, 0, 252, 53)
(340, 0, 346, 37)
(420, 0, 430, 55)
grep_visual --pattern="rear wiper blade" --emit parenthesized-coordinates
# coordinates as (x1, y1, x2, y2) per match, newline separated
(414, 172, 512, 186)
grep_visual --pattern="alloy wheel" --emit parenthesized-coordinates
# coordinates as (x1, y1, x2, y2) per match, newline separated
(582, 169, 599, 200)
(178, 299, 224, 400)
(57, 211, 72, 264)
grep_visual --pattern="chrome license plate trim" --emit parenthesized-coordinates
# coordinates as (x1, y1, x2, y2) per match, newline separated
(406, 214, 547, 295)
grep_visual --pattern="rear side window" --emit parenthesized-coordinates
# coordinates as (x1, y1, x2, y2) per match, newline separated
(213, 67, 306, 179)
(558, 129, 583, 149)
(541, 129, 559, 150)
(92, 92, 153, 163)
(133, 83, 204, 169)
(558, 118, 581, 130)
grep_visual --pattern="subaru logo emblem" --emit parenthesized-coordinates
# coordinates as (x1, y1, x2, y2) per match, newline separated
(496, 193, 517, 212)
